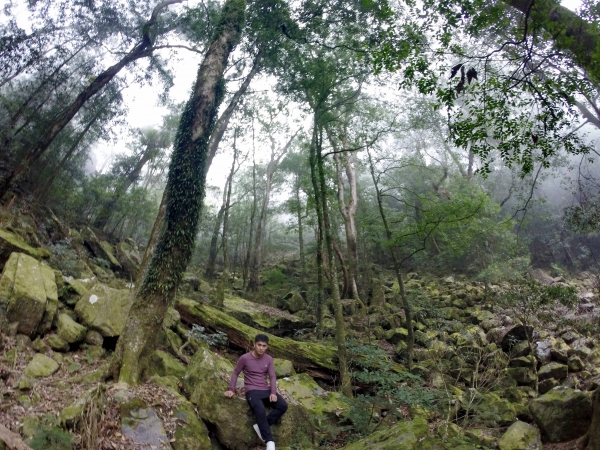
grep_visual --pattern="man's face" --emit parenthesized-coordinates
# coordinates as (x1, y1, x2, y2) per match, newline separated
(254, 340, 268, 356)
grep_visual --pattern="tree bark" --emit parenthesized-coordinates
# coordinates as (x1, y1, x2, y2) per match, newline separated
(114, 0, 246, 385)
(580, 388, 600, 449)
(308, 121, 325, 340)
(0, 0, 184, 199)
(315, 125, 352, 396)
(205, 50, 263, 173)
(205, 204, 225, 279)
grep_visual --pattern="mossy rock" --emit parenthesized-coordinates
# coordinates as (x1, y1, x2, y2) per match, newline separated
(341, 417, 430, 449)
(498, 421, 542, 450)
(538, 362, 568, 381)
(529, 386, 592, 442)
(74, 283, 133, 337)
(0, 252, 56, 337)
(24, 353, 59, 378)
(146, 350, 187, 380)
(277, 373, 347, 419)
(273, 358, 295, 377)
(114, 241, 140, 279)
(0, 229, 50, 268)
(385, 327, 408, 345)
(47, 335, 69, 352)
(471, 392, 516, 426)
(56, 313, 87, 344)
(120, 398, 170, 449)
(282, 290, 307, 313)
(506, 367, 536, 385)
(183, 343, 316, 449)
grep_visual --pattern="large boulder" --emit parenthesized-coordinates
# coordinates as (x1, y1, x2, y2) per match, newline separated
(498, 421, 542, 450)
(74, 283, 133, 337)
(0, 228, 50, 269)
(342, 417, 431, 449)
(81, 227, 121, 271)
(182, 343, 316, 449)
(151, 376, 212, 450)
(277, 373, 348, 420)
(56, 313, 87, 344)
(537, 362, 568, 381)
(529, 387, 592, 442)
(0, 252, 58, 337)
(146, 350, 186, 380)
(120, 397, 171, 450)
(114, 242, 141, 279)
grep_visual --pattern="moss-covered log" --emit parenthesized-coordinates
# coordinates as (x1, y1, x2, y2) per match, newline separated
(113, 0, 247, 385)
(175, 298, 338, 379)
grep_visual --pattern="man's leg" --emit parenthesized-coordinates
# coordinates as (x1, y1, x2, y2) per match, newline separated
(246, 390, 273, 442)
(266, 394, 288, 425)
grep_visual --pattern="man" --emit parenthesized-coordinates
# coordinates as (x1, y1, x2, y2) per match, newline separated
(224, 334, 288, 450)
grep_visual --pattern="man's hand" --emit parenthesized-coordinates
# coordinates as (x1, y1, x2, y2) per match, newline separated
(269, 394, 277, 402)
(224, 390, 234, 398)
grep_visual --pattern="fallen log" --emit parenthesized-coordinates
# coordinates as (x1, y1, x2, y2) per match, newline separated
(0, 424, 32, 450)
(175, 298, 338, 379)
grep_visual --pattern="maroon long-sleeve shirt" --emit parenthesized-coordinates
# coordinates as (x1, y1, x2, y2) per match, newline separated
(228, 352, 277, 395)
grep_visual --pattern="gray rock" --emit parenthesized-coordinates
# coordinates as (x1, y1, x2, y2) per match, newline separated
(529, 387, 592, 442)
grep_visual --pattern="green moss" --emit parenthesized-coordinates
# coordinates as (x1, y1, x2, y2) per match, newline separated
(277, 373, 347, 417)
(0, 228, 50, 263)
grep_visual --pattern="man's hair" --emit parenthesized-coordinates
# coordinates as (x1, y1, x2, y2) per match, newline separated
(255, 334, 269, 344)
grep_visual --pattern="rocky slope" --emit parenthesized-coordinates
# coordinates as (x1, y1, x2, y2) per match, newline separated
(0, 216, 599, 449)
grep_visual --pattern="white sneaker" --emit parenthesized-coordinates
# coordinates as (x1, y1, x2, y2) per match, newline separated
(253, 424, 264, 442)
(266, 442, 275, 450)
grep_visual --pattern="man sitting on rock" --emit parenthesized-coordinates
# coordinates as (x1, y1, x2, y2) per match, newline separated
(224, 333, 288, 450)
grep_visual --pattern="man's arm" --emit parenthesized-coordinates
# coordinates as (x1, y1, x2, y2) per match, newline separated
(268, 356, 277, 397)
(225, 355, 246, 397)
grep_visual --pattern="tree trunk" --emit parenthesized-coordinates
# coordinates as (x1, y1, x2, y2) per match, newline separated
(35, 113, 99, 202)
(205, 205, 225, 279)
(113, 0, 246, 385)
(205, 50, 262, 173)
(367, 148, 414, 370)
(243, 154, 258, 289)
(316, 125, 351, 397)
(308, 121, 325, 340)
(333, 149, 366, 313)
(580, 388, 600, 449)
(295, 178, 306, 291)
(135, 189, 167, 290)
(94, 143, 158, 230)
(214, 136, 239, 307)
(247, 131, 297, 292)
(0, 0, 184, 199)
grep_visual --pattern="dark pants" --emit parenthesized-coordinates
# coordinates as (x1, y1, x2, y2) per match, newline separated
(245, 390, 288, 442)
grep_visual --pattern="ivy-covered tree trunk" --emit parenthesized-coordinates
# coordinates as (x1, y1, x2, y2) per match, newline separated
(113, 0, 246, 385)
